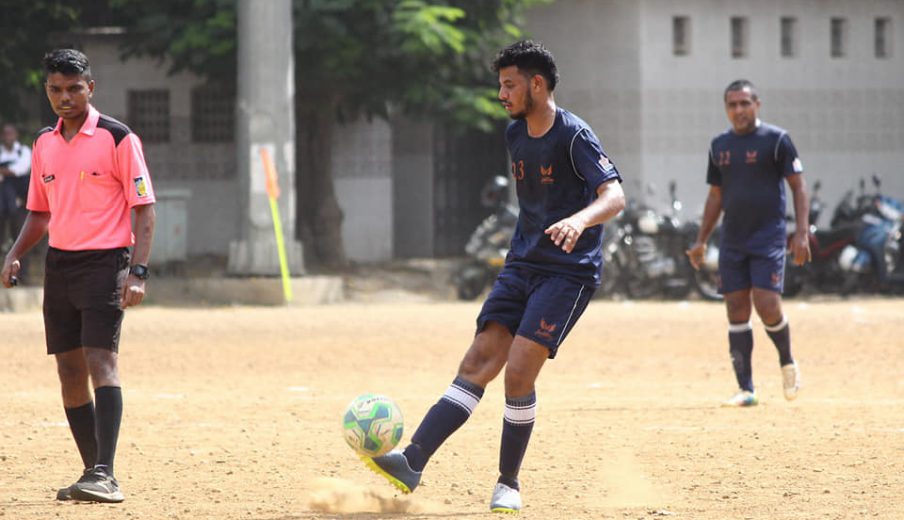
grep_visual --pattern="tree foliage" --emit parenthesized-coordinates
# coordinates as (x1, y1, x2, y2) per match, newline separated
(109, 0, 547, 131)
(0, 1, 80, 124)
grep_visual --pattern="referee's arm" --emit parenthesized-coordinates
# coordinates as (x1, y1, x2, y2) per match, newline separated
(1, 210, 50, 287)
(121, 203, 156, 308)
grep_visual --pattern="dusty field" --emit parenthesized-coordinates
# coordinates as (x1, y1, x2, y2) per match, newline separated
(0, 297, 902, 520)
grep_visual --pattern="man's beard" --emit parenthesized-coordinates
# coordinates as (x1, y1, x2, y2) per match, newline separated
(509, 90, 534, 120)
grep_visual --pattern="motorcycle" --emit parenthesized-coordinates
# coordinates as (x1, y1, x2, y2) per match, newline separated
(833, 175, 904, 294)
(452, 175, 518, 300)
(604, 181, 720, 300)
(783, 179, 864, 296)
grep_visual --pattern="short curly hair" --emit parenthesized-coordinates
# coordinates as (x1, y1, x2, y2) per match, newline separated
(492, 40, 559, 91)
(43, 49, 92, 80)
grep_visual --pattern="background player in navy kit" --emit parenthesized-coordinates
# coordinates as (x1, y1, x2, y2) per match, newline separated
(362, 40, 626, 513)
(687, 79, 809, 407)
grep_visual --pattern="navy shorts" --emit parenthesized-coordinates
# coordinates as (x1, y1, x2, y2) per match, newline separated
(718, 241, 786, 294)
(476, 265, 595, 359)
(43, 247, 130, 355)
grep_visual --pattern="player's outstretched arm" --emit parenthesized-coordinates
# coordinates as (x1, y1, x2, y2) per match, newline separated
(545, 179, 625, 253)
(1, 211, 50, 288)
(687, 186, 723, 270)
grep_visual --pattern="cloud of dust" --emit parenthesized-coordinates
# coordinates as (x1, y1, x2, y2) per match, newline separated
(308, 477, 446, 514)
(598, 451, 669, 508)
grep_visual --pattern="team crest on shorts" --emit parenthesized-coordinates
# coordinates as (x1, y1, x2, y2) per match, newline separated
(134, 176, 149, 197)
(535, 318, 558, 341)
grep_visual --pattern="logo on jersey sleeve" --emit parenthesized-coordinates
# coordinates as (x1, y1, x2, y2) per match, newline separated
(746, 150, 758, 164)
(598, 155, 615, 172)
(134, 176, 149, 197)
(540, 164, 554, 185)
(792, 158, 803, 173)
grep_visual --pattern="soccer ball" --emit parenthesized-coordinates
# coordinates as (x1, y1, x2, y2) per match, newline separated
(342, 393, 404, 457)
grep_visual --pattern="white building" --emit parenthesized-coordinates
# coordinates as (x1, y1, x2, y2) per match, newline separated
(47, 0, 903, 263)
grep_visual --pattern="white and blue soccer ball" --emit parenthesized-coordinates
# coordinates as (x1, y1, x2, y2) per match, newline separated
(342, 393, 404, 457)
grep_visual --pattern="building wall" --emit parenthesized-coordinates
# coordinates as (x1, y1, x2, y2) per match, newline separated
(526, 0, 645, 197)
(331, 118, 394, 262)
(528, 0, 904, 226)
(638, 0, 904, 225)
(78, 35, 240, 257)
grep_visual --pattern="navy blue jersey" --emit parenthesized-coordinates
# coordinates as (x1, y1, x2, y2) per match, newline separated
(707, 122, 802, 248)
(505, 108, 622, 286)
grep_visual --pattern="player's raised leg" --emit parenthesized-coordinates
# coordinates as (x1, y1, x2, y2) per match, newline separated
(365, 321, 512, 494)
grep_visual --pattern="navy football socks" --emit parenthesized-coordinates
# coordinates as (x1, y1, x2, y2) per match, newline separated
(405, 376, 484, 472)
(498, 392, 536, 490)
(728, 322, 754, 392)
(765, 316, 794, 366)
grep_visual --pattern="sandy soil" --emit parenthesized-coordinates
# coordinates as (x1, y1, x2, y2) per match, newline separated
(1, 297, 902, 519)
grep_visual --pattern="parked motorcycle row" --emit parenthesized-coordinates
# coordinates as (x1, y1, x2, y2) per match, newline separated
(452, 175, 904, 300)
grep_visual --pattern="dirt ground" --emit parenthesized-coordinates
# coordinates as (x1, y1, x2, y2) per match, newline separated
(1, 296, 902, 520)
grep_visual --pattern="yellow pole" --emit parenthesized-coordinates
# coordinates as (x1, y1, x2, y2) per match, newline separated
(260, 148, 293, 302)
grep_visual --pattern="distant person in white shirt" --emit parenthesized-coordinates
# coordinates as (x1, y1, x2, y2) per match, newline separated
(0, 123, 33, 257)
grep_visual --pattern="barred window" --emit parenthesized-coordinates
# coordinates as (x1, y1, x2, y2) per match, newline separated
(673, 16, 691, 56)
(127, 89, 170, 143)
(780, 17, 797, 58)
(875, 17, 892, 58)
(731, 17, 749, 58)
(831, 17, 848, 58)
(191, 85, 235, 143)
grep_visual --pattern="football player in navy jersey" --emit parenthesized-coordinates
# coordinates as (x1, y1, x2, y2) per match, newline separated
(362, 40, 625, 513)
(687, 79, 809, 407)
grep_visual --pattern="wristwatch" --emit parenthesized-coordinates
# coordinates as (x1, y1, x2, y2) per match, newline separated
(129, 264, 150, 280)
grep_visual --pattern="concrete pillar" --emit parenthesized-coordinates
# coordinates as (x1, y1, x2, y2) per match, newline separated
(228, 0, 304, 275)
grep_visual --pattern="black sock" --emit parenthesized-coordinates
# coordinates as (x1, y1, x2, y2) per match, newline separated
(94, 386, 123, 475)
(498, 392, 536, 490)
(728, 323, 754, 392)
(405, 376, 484, 472)
(765, 317, 794, 366)
(64, 402, 97, 469)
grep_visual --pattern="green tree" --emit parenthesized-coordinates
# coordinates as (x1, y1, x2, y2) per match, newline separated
(0, 1, 80, 126)
(110, 0, 545, 269)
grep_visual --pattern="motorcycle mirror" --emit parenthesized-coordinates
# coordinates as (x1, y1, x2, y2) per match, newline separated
(872, 174, 881, 188)
(669, 180, 676, 197)
(813, 180, 821, 192)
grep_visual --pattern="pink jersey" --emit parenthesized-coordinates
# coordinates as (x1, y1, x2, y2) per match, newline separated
(27, 105, 156, 251)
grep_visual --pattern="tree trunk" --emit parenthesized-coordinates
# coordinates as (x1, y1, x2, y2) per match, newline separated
(296, 99, 347, 271)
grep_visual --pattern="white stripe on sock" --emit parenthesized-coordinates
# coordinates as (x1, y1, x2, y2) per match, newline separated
(443, 384, 481, 415)
(763, 315, 789, 332)
(504, 401, 536, 425)
(728, 321, 752, 333)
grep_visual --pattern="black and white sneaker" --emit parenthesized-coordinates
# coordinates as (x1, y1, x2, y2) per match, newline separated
(56, 468, 92, 501)
(70, 466, 125, 503)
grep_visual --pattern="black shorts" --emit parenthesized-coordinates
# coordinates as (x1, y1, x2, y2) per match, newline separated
(43, 247, 130, 355)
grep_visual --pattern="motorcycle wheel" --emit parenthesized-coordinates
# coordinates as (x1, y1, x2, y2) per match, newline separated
(456, 266, 489, 300)
(692, 267, 722, 301)
(783, 262, 805, 298)
(597, 255, 623, 299)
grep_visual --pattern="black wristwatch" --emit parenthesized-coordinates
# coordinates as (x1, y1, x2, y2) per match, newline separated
(129, 264, 150, 280)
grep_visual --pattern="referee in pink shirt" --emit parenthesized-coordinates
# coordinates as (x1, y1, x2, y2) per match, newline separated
(1, 49, 156, 503)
